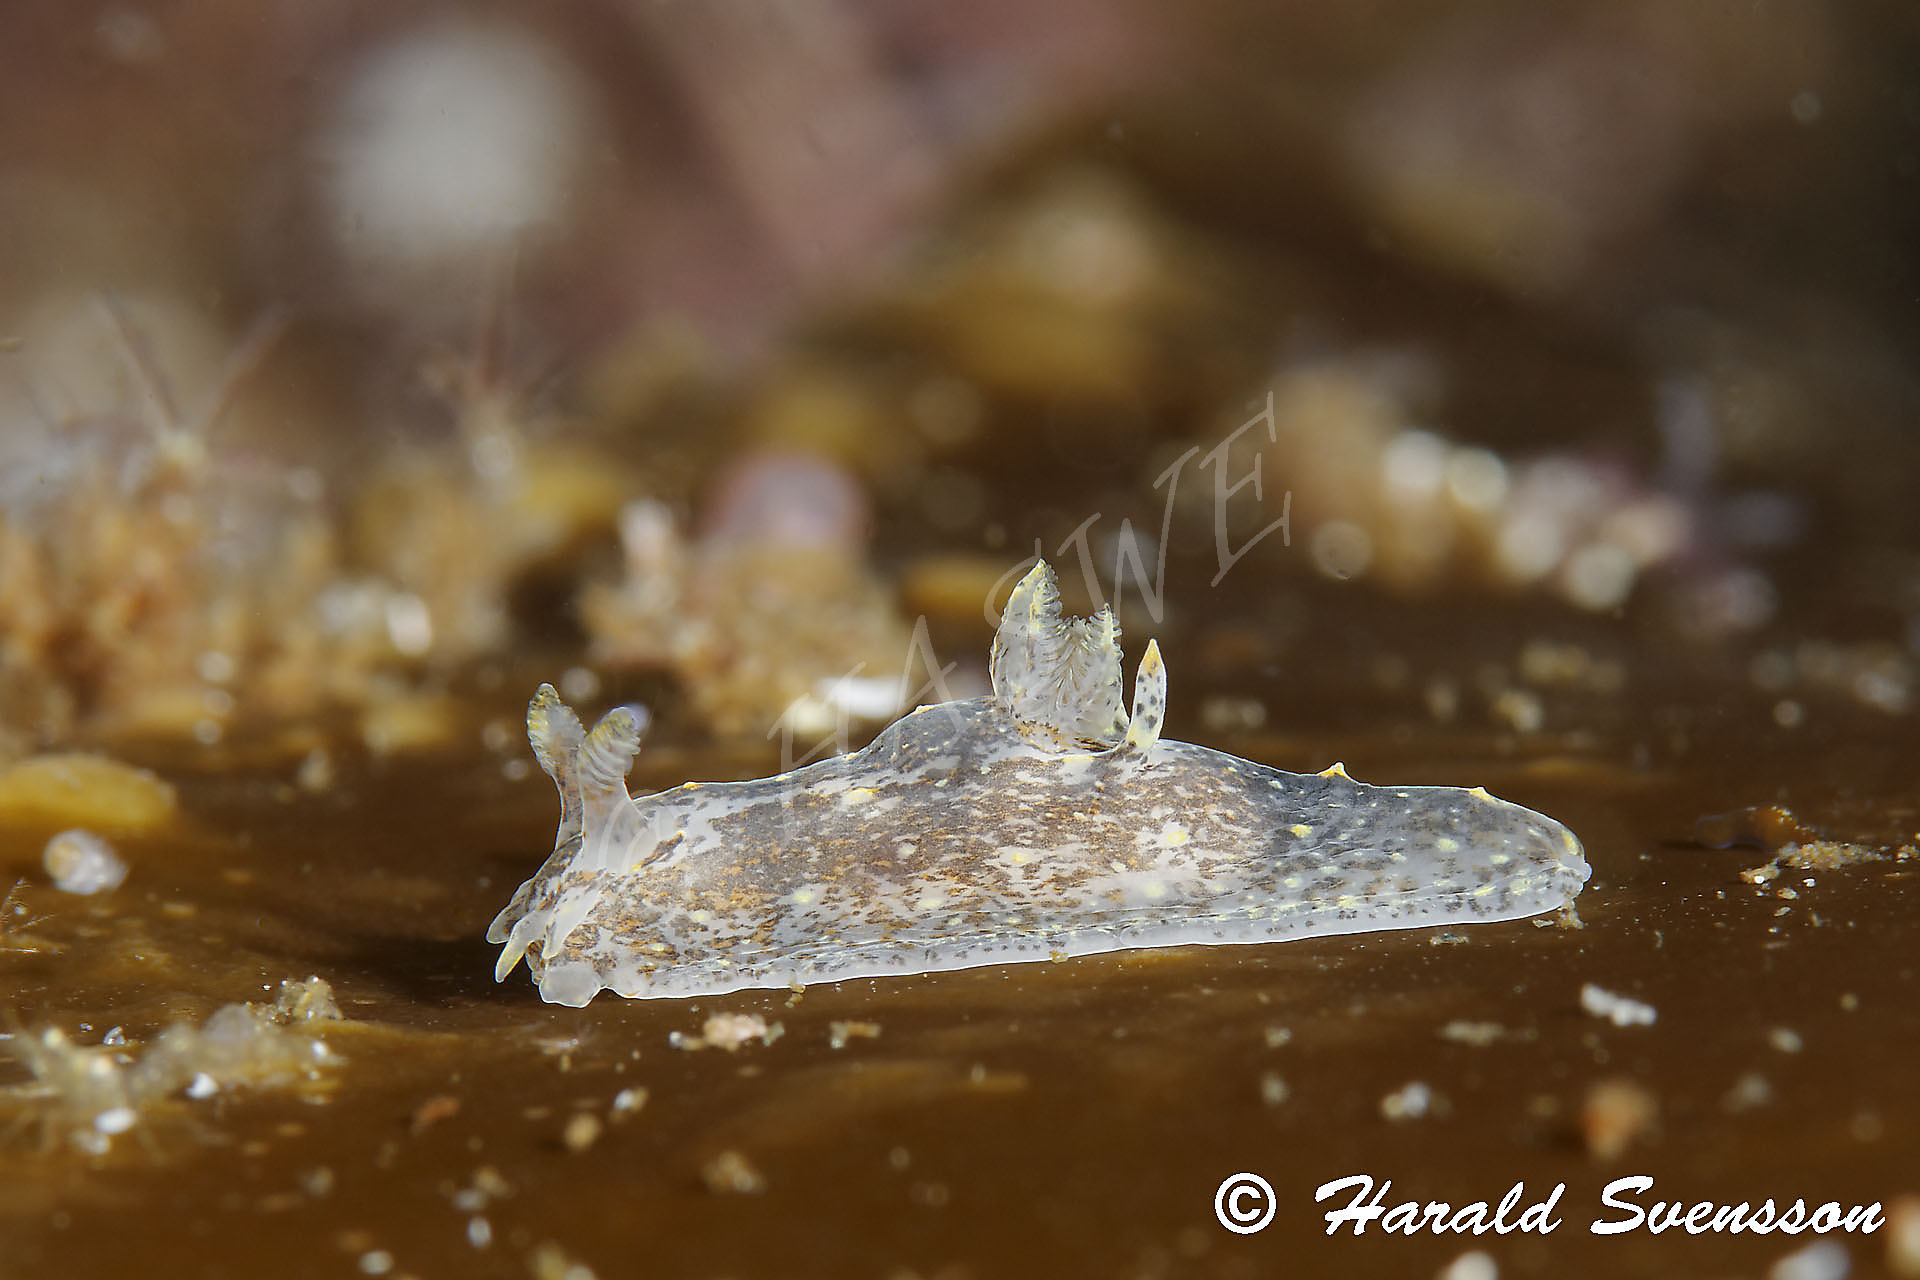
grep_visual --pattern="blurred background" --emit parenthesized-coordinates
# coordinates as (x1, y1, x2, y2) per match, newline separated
(3, 0, 1918, 750)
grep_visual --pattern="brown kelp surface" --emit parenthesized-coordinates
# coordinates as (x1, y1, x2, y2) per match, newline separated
(3, 4, 1918, 1277)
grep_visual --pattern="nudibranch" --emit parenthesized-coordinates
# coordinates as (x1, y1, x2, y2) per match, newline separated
(490, 562, 1590, 1006)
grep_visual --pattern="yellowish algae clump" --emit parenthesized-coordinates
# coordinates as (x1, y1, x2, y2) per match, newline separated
(0, 754, 177, 832)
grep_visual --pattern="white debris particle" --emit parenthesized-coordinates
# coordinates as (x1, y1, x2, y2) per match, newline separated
(813, 674, 909, 722)
(610, 1087, 648, 1116)
(93, 1106, 136, 1135)
(1262, 1026, 1293, 1049)
(561, 1111, 602, 1154)
(1380, 1081, 1434, 1122)
(1721, 1072, 1773, 1113)
(670, 1012, 783, 1052)
(1259, 1071, 1289, 1107)
(186, 1072, 218, 1099)
(1384, 429, 1447, 501)
(195, 650, 236, 685)
(1886, 1196, 1920, 1278)
(296, 747, 335, 794)
(529, 1241, 599, 1280)
(1490, 688, 1545, 734)
(1496, 511, 1564, 584)
(384, 592, 434, 657)
(700, 1149, 767, 1195)
(274, 976, 344, 1022)
(1311, 520, 1373, 580)
(1580, 983, 1657, 1028)
(1437, 1020, 1506, 1047)
(357, 1250, 393, 1277)
(558, 667, 601, 704)
(910, 1180, 952, 1208)
(467, 1216, 492, 1249)
(1446, 447, 1508, 512)
(1561, 543, 1638, 612)
(1768, 1240, 1850, 1280)
(481, 719, 515, 754)
(1768, 1027, 1805, 1054)
(473, 1165, 513, 1199)
(1436, 1250, 1499, 1280)
(1582, 1078, 1658, 1161)
(42, 829, 128, 895)
(1200, 695, 1268, 733)
(827, 1020, 882, 1049)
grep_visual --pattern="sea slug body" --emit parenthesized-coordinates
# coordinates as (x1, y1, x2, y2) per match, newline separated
(490, 562, 1591, 1005)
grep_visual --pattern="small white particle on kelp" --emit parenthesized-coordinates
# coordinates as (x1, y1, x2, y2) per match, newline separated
(700, 1149, 766, 1195)
(1579, 983, 1657, 1028)
(669, 1013, 783, 1052)
(42, 829, 128, 895)
(827, 1020, 882, 1049)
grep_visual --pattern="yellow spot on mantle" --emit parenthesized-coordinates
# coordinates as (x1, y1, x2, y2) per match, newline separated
(1435, 836, 1460, 854)
(1319, 762, 1350, 779)
(1289, 823, 1313, 838)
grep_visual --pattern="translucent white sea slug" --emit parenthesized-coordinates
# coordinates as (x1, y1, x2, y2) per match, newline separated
(490, 562, 1590, 1005)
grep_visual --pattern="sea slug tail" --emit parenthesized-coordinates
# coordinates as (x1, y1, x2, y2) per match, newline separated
(990, 560, 1129, 748)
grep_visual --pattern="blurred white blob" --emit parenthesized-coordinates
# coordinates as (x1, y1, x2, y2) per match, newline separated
(701, 451, 871, 551)
(1310, 521, 1373, 581)
(43, 829, 128, 895)
(321, 19, 594, 303)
